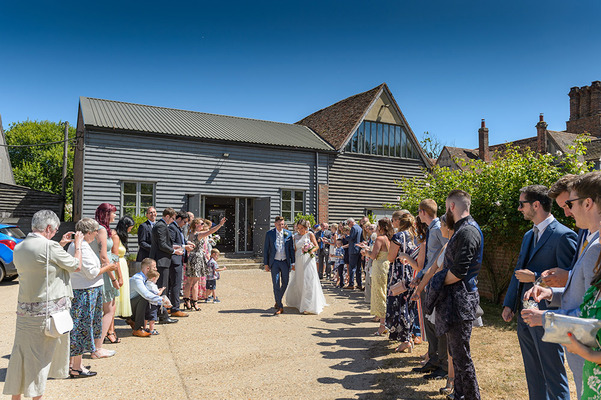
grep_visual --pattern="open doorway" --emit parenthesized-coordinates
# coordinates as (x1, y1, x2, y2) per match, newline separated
(204, 196, 255, 253)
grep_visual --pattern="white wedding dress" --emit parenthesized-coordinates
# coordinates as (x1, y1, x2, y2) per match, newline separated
(285, 233, 327, 315)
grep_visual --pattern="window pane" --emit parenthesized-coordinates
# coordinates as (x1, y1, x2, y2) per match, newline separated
(295, 201, 303, 213)
(140, 195, 153, 209)
(377, 123, 383, 155)
(283, 212, 292, 222)
(351, 131, 358, 152)
(383, 125, 389, 156)
(282, 190, 291, 201)
(345, 139, 351, 152)
(357, 123, 364, 153)
(282, 201, 291, 211)
(124, 194, 136, 207)
(294, 191, 304, 201)
(364, 122, 370, 154)
(395, 126, 401, 157)
(124, 207, 136, 216)
(123, 182, 136, 194)
(140, 183, 154, 195)
(401, 128, 407, 158)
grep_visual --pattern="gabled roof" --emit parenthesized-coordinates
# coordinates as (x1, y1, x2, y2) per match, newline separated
(79, 97, 334, 151)
(296, 84, 385, 150)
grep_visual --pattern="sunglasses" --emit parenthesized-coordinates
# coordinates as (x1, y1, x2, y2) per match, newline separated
(564, 197, 585, 209)
(518, 200, 535, 208)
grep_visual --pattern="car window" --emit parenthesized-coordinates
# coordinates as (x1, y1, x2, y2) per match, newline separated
(0, 227, 26, 239)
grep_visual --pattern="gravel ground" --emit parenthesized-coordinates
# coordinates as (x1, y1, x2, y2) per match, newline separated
(0, 270, 395, 400)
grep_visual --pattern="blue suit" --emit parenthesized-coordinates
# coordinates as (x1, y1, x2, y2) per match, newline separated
(503, 218, 577, 400)
(347, 224, 363, 287)
(263, 228, 295, 308)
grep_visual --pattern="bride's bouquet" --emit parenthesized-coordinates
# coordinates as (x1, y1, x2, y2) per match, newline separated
(301, 242, 316, 258)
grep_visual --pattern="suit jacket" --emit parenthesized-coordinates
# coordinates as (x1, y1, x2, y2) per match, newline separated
(503, 218, 578, 312)
(150, 219, 174, 269)
(316, 229, 332, 255)
(263, 228, 295, 268)
(136, 220, 153, 262)
(169, 221, 185, 267)
(348, 224, 363, 256)
(547, 231, 600, 316)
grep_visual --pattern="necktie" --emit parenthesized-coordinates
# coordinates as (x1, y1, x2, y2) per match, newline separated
(532, 226, 539, 247)
(580, 239, 589, 257)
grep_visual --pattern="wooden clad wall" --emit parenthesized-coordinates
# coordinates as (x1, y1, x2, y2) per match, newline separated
(80, 130, 329, 225)
(327, 153, 425, 222)
(0, 182, 63, 219)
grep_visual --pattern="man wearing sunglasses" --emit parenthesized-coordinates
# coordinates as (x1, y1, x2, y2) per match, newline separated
(522, 172, 601, 399)
(502, 185, 577, 400)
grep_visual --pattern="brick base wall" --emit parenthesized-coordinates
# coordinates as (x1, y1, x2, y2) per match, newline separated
(478, 235, 521, 303)
(318, 184, 329, 223)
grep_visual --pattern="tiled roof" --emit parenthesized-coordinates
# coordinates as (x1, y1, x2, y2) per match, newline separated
(79, 97, 334, 151)
(445, 146, 480, 161)
(295, 84, 385, 150)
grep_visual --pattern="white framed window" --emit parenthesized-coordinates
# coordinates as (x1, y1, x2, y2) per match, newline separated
(281, 189, 305, 223)
(121, 181, 156, 217)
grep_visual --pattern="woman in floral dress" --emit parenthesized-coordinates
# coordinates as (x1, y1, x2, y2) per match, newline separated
(386, 210, 418, 352)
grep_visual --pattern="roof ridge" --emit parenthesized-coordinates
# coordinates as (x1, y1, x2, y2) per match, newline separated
(81, 96, 304, 128)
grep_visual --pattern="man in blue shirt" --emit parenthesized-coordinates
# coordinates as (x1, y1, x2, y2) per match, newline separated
(130, 258, 168, 337)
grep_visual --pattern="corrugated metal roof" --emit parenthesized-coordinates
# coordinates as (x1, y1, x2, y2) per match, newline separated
(80, 97, 333, 151)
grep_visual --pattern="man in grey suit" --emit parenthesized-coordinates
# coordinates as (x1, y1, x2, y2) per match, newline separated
(524, 172, 601, 399)
(345, 218, 363, 290)
(502, 185, 577, 400)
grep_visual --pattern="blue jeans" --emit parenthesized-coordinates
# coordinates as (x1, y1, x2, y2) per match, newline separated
(270, 260, 290, 308)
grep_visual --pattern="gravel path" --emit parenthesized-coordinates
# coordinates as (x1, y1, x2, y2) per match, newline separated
(0, 270, 392, 400)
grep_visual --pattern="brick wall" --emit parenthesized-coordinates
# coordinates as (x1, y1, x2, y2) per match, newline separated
(478, 235, 521, 303)
(318, 184, 329, 223)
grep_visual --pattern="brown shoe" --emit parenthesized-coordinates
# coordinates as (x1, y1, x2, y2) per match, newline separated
(274, 308, 284, 315)
(132, 329, 151, 337)
(170, 311, 188, 318)
(413, 335, 423, 345)
(343, 285, 354, 290)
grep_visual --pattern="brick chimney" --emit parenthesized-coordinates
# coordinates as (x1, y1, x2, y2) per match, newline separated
(478, 119, 490, 162)
(536, 114, 548, 153)
(567, 81, 601, 137)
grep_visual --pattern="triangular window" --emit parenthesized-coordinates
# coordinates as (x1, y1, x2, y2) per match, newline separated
(345, 121, 419, 159)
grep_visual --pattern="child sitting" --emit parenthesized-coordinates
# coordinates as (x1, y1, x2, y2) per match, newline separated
(144, 270, 170, 334)
(206, 249, 226, 303)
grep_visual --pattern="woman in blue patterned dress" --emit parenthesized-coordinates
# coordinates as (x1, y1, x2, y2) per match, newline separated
(68, 218, 118, 376)
(386, 210, 419, 352)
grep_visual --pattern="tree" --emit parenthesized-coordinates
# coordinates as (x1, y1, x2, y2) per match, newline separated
(5, 120, 75, 204)
(389, 136, 593, 302)
(419, 131, 445, 159)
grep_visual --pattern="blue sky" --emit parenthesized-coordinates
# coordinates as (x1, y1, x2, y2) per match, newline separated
(1, 0, 600, 150)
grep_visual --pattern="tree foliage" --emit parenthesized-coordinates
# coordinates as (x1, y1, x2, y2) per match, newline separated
(419, 131, 445, 159)
(389, 136, 593, 301)
(5, 120, 75, 203)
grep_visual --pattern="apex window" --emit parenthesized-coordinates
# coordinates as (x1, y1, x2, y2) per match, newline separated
(345, 121, 420, 159)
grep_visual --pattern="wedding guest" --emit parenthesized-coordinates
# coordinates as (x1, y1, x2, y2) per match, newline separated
(362, 219, 393, 336)
(561, 240, 601, 399)
(167, 211, 192, 318)
(90, 203, 121, 357)
(523, 172, 601, 399)
(437, 190, 484, 400)
(316, 222, 332, 279)
(412, 199, 449, 380)
(206, 249, 226, 303)
(68, 218, 119, 375)
(144, 270, 163, 335)
(327, 223, 339, 281)
(130, 258, 167, 337)
(150, 208, 183, 324)
(136, 206, 157, 262)
(3, 210, 83, 399)
(387, 210, 418, 353)
(502, 185, 577, 400)
(113, 216, 135, 321)
(332, 238, 345, 287)
(345, 218, 363, 290)
(362, 223, 376, 304)
(341, 225, 351, 288)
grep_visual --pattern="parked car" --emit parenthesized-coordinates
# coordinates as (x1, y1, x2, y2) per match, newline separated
(0, 224, 26, 281)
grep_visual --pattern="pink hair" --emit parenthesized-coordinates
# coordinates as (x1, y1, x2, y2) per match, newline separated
(94, 203, 117, 232)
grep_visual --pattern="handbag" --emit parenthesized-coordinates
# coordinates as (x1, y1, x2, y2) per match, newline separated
(542, 311, 601, 348)
(388, 233, 410, 296)
(44, 241, 74, 338)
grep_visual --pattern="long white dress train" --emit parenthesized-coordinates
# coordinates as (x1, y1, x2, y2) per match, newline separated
(285, 233, 327, 315)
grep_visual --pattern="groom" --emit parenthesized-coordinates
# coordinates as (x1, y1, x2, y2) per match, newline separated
(264, 216, 295, 315)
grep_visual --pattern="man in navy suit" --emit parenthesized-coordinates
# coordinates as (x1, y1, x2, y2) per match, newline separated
(264, 216, 295, 315)
(345, 218, 363, 290)
(167, 211, 192, 318)
(136, 206, 157, 262)
(502, 185, 577, 400)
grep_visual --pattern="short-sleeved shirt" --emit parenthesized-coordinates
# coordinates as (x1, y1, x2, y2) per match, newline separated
(207, 258, 219, 280)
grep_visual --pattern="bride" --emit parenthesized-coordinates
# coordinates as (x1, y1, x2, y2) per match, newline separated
(285, 219, 327, 315)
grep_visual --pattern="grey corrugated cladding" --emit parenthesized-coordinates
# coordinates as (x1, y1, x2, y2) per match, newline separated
(80, 97, 333, 151)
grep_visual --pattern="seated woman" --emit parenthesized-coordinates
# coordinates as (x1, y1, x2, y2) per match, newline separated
(68, 218, 119, 375)
(3, 210, 83, 400)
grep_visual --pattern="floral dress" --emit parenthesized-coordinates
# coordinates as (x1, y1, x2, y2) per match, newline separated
(580, 285, 601, 399)
(386, 230, 417, 342)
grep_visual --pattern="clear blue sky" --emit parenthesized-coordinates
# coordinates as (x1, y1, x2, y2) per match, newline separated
(1, 0, 600, 150)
